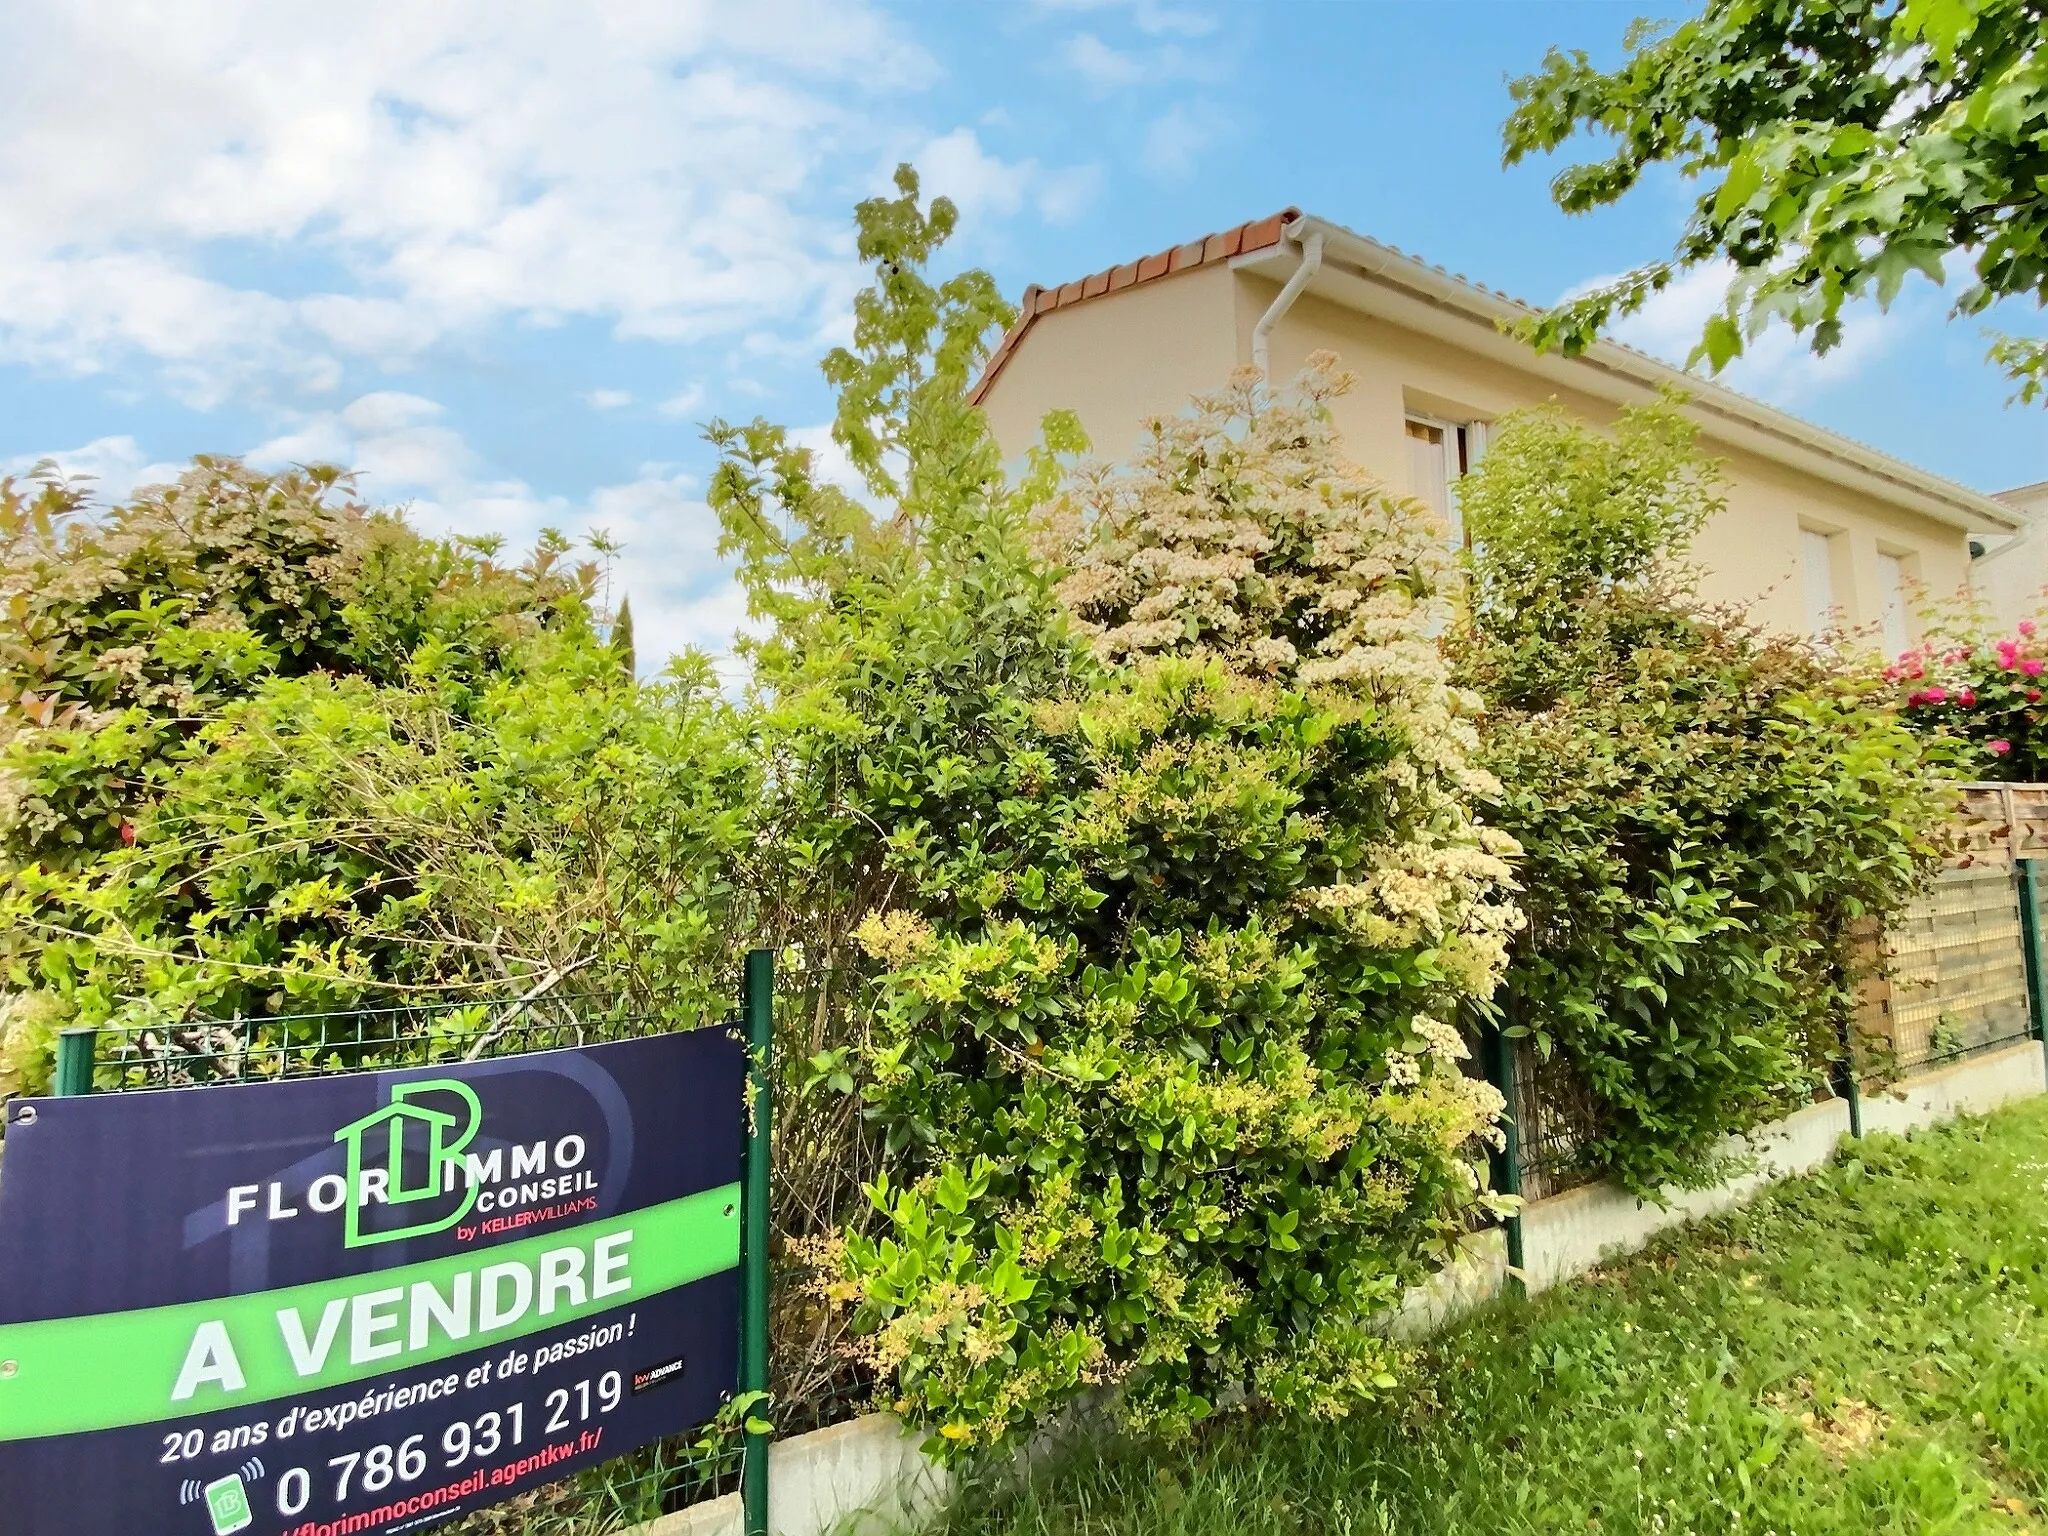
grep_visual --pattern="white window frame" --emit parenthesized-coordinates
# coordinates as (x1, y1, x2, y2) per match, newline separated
(1802, 527, 1841, 640)
(1876, 549, 1914, 658)
(1405, 413, 1487, 550)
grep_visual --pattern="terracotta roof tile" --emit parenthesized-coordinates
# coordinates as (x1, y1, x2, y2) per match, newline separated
(969, 208, 1300, 405)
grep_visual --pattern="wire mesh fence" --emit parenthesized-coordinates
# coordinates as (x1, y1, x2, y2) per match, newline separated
(16, 850, 2048, 1528)
(77, 1000, 723, 1094)
(1508, 1038, 1610, 1204)
(1874, 862, 2039, 1073)
(1497, 860, 2048, 1205)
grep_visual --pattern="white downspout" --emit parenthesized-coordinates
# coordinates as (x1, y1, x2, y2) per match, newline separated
(1251, 227, 1324, 377)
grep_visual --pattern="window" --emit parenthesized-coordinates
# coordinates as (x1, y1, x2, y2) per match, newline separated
(1405, 416, 1486, 548)
(1878, 552, 1911, 658)
(1802, 528, 1838, 638)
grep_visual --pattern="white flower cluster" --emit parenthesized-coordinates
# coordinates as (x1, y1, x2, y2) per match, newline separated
(1036, 355, 1458, 688)
(1033, 351, 1526, 1138)
(1411, 1015, 1469, 1065)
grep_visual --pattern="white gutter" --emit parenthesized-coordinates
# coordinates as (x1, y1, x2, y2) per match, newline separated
(1250, 228, 1324, 376)
(1236, 214, 2024, 535)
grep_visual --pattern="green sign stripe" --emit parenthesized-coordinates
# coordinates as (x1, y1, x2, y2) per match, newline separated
(0, 1185, 739, 1443)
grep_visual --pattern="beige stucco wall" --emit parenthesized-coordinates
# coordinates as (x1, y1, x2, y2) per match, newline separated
(979, 262, 1242, 459)
(980, 266, 1975, 639)
(1973, 482, 2048, 629)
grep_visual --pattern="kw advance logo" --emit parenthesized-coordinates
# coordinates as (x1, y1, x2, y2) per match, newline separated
(223, 1078, 601, 1250)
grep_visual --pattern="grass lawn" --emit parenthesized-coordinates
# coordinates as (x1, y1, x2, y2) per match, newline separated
(931, 1097, 2048, 1536)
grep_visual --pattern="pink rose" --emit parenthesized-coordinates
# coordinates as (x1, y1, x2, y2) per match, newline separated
(2024, 659, 2044, 678)
(1991, 740, 2013, 755)
(2024, 620, 2037, 638)
(1925, 687, 1948, 704)
(1960, 687, 1978, 706)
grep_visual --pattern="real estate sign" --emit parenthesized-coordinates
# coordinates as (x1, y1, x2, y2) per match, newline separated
(0, 1029, 745, 1536)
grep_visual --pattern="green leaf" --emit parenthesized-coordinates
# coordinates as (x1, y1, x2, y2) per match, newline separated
(1699, 314, 1744, 372)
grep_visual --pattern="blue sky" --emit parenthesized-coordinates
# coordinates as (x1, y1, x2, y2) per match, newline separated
(5, 0, 2044, 665)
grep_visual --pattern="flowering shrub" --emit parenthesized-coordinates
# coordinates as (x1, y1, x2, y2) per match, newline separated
(1456, 400, 1950, 1195)
(728, 179, 1520, 1454)
(1888, 623, 2048, 781)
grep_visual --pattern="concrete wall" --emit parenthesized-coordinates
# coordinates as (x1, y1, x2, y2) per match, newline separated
(1393, 1038, 2046, 1332)
(978, 265, 1976, 641)
(627, 1040, 2046, 1536)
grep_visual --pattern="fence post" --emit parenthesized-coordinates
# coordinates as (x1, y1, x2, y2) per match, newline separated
(740, 949, 774, 1536)
(53, 1027, 96, 1097)
(1483, 1021, 1526, 1296)
(1833, 1024, 1864, 1140)
(2018, 858, 2048, 1083)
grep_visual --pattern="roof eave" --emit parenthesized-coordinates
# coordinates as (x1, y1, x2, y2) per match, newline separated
(1233, 216, 2023, 536)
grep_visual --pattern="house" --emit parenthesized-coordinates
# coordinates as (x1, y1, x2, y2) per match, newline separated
(971, 210, 2029, 651)
(1972, 480, 2048, 630)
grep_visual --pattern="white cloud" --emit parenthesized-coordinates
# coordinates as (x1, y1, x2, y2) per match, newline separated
(341, 391, 446, 435)
(1583, 261, 1923, 407)
(3, 435, 184, 504)
(919, 128, 1031, 221)
(583, 470, 750, 664)
(914, 128, 1101, 228)
(1036, 164, 1106, 226)
(790, 422, 874, 503)
(1139, 103, 1217, 180)
(657, 385, 708, 419)
(1034, 0, 1217, 37)
(1065, 33, 1146, 89)
(0, 0, 940, 404)
(584, 388, 633, 411)
(1055, 20, 1216, 96)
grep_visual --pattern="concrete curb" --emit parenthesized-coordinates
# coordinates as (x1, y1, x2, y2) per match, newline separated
(626, 1414, 945, 1536)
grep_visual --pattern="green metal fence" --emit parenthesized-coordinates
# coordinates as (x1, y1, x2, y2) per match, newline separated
(19, 864, 2048, 1529)
(1490, 859, 2048, 1215)
(19, 958, 792, 1536)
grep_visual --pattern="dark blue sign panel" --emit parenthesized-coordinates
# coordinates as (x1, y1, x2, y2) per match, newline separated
(0, 1029, 744, 1536)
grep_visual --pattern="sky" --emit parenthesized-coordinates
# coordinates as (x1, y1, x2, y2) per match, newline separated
(4, 0, 2045, 669)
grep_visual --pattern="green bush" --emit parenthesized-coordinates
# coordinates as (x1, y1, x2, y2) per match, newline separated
(727, 185, 1522, 1452)
(0, 461, 584, 872)
(1455, 399, 1951, 1195)
(0, 465, 752, 1092)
